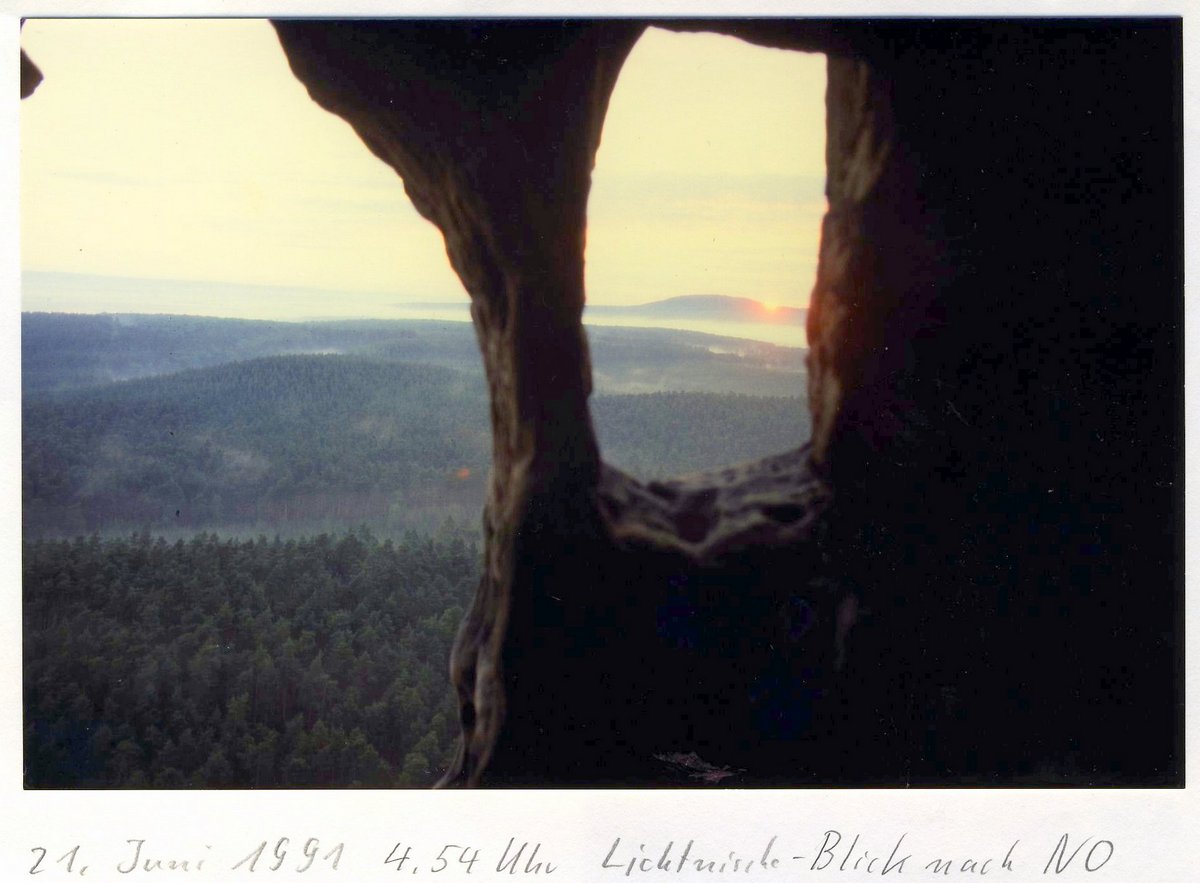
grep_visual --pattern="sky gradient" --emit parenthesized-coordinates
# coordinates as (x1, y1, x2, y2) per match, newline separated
(20, 20, 826, 321)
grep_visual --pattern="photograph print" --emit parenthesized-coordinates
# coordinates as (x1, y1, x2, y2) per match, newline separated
(19, 16, 1183, 788)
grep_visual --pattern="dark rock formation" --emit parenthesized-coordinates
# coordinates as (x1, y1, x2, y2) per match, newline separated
(21, 49, 41, 98)
(31, 17, 1181, 786)
(20, 18, 42, 99)
(272, 18, 1181, 787)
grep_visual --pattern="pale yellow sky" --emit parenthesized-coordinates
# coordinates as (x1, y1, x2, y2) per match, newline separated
(20, 19, 825, 319)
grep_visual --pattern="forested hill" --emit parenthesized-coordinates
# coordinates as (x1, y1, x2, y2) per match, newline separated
(24, 354, 810, 539)
(20, 312, 482, 393)
(22, 311, 806, 397)
(24, 356, 490, 539)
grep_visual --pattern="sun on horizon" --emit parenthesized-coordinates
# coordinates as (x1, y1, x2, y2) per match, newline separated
(21, 20, 826, 323)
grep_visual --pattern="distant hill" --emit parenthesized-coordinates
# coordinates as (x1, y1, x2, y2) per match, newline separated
(592, 294, 807, 325)
(22, 312, 807, 397)
(19, 312, 480, 394)
(409, 294, 810, 325)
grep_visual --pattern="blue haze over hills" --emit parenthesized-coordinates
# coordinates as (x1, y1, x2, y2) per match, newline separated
(22, 309, 811, 540)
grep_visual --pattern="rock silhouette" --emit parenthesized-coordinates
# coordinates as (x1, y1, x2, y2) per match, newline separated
(271, 18, 1187, 787)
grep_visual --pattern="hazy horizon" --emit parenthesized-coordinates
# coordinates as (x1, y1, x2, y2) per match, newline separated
(20, 20, 827, 324)
(22, 270, 809, 347)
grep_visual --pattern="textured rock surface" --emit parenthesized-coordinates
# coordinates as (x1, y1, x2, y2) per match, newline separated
(26, 19, 1176, 785)
(272, 19, 1181, 786)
